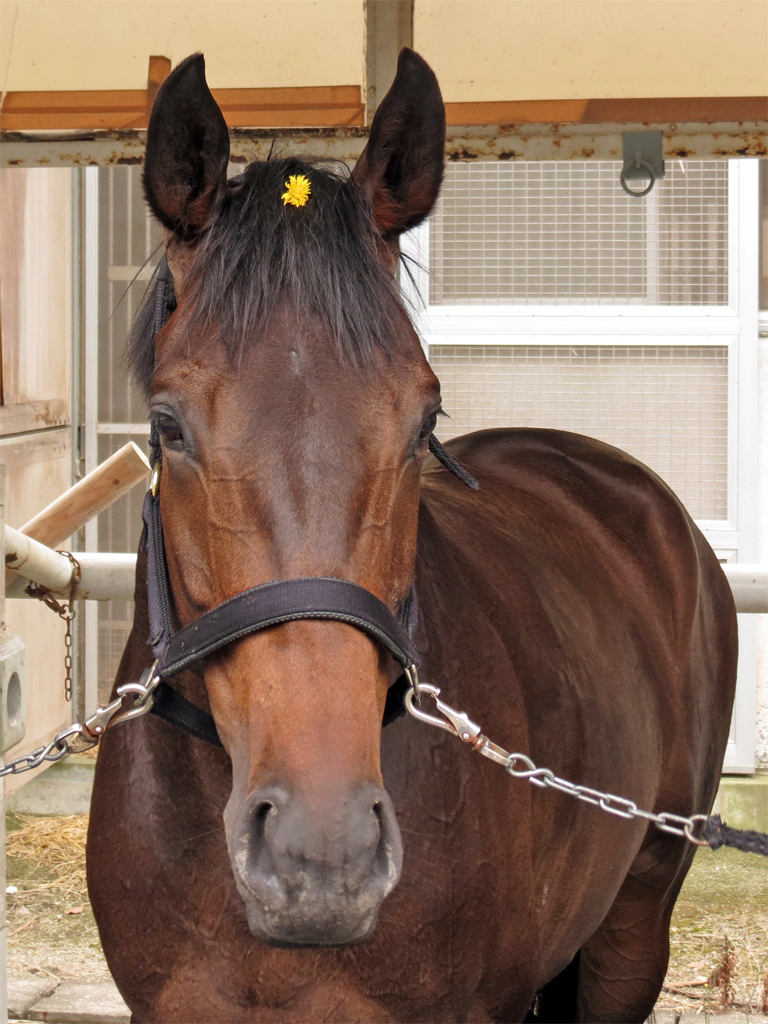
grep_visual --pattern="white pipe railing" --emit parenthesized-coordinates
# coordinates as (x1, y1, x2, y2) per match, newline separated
(5, 524, 768, 613)
(721, 564, 768, 615)
(5, 525, 136, 601)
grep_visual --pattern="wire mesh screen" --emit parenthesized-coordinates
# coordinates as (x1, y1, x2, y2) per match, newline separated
(430, 345, 729, 520)
(429, 161, 728, 305)
(98, 166, 162, 424)
(97, 167, 159, 701)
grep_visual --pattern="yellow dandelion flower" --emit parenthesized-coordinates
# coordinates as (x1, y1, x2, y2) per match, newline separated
(281, 174, 311, 207)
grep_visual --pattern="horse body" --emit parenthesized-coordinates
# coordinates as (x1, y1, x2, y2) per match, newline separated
(89, 426, 735, 1022)
(87, 48, 737, 1023)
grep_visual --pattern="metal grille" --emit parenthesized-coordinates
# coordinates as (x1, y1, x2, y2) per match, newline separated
(97, 167, 159, 701)
(430, 345, 729, 520)
(430, 161, 728, 305)
(99, 166, 161, 425)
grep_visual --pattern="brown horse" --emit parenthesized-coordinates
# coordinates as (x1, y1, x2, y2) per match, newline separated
(87, 49, 737, 1023)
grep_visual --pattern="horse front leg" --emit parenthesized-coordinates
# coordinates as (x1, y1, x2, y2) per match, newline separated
(574, 836, 691, 1023)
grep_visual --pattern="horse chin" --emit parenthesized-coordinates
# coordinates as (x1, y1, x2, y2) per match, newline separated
(240, 893, 380, 949)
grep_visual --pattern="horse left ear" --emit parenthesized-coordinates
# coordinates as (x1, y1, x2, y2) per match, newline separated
(143, 53, 230, 238)
(352, 48, 445, 239)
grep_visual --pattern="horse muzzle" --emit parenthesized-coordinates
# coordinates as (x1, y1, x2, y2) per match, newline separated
(227, 782, 403, 948)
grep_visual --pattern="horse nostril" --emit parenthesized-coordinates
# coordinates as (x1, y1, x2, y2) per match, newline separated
(372, 796, 403, 885)
(253, 799, 276, 842)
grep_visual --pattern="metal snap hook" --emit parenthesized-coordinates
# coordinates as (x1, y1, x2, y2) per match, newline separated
(404, 682, 484, 743)
(404, 682, 455, 733)
(112, 661, 161, 726)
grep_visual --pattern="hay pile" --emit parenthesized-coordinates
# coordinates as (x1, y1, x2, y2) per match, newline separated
(5, 814, 111, 982)
(6, 814, 88, 896)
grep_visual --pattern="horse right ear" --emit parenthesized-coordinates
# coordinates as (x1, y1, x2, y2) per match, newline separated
(143, 53, 230, 238)
(352, 48, 445, 240)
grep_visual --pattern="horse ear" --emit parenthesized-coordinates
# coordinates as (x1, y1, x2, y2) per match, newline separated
(143, 53, 229, 237)
(352, 48, 445, 239)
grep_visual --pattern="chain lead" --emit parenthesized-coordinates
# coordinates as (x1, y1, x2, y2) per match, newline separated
(0, 662, 160, 779)
(26, 550, 81, 702)
(405, 683, 710, 848)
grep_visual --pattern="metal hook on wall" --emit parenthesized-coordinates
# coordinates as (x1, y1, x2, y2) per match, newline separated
(620, 131, 666, 198)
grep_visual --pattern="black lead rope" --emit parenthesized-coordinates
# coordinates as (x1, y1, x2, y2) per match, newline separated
(702, 815, 768, 857)
(140, 259, 477, 748)
(428, 435, 478, 489)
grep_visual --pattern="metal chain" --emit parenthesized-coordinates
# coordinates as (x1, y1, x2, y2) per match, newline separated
(404, 677, 709, 847)
(0, 656, 711, 849)
(26, 551, 82, 701)
(0, 662, 160, 779)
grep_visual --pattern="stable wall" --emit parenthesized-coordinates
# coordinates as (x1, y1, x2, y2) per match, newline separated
(0, 167, 74, 795)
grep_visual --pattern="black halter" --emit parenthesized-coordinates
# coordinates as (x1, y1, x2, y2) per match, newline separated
(141, 258, 477, 746)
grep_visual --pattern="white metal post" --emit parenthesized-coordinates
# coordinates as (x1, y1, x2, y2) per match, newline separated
(732, 158, 761, 772)
(83, 166, 100, 717)
(0, 463, 7, 1024)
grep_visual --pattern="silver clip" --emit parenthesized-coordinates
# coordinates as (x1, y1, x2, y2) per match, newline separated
(111, 662, 161, 726)
(404, 683, 482, 743)
(82, 697, 125, 739)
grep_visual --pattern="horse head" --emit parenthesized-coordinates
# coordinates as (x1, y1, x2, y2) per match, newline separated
(134, 49, 445, 949)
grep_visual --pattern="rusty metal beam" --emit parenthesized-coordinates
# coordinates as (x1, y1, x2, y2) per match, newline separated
(1, 121, 764, 168)
(365, 0, 413, 123)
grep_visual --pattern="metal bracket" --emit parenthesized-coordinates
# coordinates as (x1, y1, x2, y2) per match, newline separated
(621, 131, 666, 197)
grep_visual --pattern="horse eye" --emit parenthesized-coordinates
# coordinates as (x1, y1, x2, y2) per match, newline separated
(419, 412, 438, 440)
(155, 415, 183, 446)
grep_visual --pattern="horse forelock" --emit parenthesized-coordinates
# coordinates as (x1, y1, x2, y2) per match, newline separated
(128, 156, 414, 397)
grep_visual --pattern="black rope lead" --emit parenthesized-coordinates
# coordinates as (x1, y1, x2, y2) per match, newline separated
(702, 815, 768, 857)
(153, 255, 173, 338)
(428, 434, 479, 490)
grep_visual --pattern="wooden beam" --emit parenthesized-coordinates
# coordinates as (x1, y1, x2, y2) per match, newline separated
(2, 88, 760, 133)
(445, 96, 768, 127)
(13, 441, 149, 550)
(0, 84, 365, 131)
(146, 55, 172, 125)
(0, 400, 70, 438)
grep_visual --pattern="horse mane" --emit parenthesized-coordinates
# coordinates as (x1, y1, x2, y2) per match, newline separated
(128, 156, 412, 397)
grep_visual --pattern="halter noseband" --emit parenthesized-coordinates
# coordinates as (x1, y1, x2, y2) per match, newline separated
(140, 257, 477, 746)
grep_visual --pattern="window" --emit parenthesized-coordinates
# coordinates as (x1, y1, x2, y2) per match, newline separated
(430, 161, 728, 306)
(430, 343, 728, 520)
(84, 166, 160, 706)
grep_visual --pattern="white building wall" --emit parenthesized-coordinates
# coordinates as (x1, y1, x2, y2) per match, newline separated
(757, 329, 768, 768)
